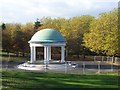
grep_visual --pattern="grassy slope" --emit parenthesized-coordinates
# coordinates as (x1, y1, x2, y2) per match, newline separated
(1, 70, 119, 90)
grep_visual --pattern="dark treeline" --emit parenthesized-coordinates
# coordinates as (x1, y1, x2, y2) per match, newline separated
(1, 8, 120, 58)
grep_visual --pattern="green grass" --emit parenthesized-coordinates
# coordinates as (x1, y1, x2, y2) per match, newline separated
(1, 70, 119, 90)
(0, 52, 16, 55)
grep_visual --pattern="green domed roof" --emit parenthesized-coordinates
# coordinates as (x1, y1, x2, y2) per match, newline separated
(29, 28, 65, 43)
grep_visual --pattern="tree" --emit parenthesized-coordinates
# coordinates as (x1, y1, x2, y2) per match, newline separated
(83, 9, 119, 56)
(21, 22, 35, 54)
(67, 15, 94, 57)
(34, 19, 42, 29)
(2, 23, 16, 53)
(21, 22, 35, 40)
(12, 25, 26, 56)
(1, 23, 6, 30)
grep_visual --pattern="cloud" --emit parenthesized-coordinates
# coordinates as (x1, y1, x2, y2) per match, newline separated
(0, 0, 118, 24)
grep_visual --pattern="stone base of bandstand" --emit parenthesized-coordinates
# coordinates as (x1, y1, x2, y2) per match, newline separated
(17, 60, 66, 71)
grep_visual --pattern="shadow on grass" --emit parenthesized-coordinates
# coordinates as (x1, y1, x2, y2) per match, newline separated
(2, 70, 119, 90)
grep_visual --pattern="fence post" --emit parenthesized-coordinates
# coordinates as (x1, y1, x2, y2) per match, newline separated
(97, 61, 101, 73)
(6, 53, 10, 70)
(112, 56, 114, 63)
(107, 56, 109, 62)
(115, 57, 118, 64)
(111, 62, 113, 72)
(83, 62, 85, 74)
(65, 62, 67, 74)
(94, 56, 96, 61)
(102, 56, 104, 61)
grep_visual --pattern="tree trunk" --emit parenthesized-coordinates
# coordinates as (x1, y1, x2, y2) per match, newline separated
(22, 52, 25, 57)
(16, 52, 19, 57)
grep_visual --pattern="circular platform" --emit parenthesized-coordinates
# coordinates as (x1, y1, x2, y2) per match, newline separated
(17, 62, 66, 71)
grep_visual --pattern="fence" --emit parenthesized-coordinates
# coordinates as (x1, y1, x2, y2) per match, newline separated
(2, 53, 120, 74)
(93, 56, 120, 65)
(66, 55, 120, 65)
(4, 59, 118, 75)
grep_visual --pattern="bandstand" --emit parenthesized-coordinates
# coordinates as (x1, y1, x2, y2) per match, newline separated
(28, 28, 66, 65)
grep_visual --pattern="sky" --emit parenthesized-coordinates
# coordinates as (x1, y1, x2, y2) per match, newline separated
(0, 0, 119, 24)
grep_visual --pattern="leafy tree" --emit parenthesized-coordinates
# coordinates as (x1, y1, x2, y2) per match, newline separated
(83, 9, 119, 56)
(21, 22, 35, 55)
(2, 23, 16, 53)
(39, 17, 61, 30)
(68, 15, 94, 57)
(21, 22, 35, 41)
(12, 25, 26, 56)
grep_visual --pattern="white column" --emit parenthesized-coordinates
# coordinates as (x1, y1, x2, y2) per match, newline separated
(46, 46, 49, 64)
(44, 46, 47, 64)
(48, 46, 51, 60)
(61, 46, 65, 63)
(30, 46, 34, 63)
(44, 46, 49, 65)
(33, 46, 36, 62)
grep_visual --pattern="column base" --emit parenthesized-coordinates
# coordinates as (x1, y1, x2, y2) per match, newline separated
(30, 61, 34, 64)
(61, 60, 65, 63)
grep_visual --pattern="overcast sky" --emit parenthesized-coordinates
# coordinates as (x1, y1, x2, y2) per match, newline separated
(0, 0, 119, 24)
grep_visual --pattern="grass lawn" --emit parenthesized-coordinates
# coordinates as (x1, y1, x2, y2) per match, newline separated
(1, 70, 119, 90)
